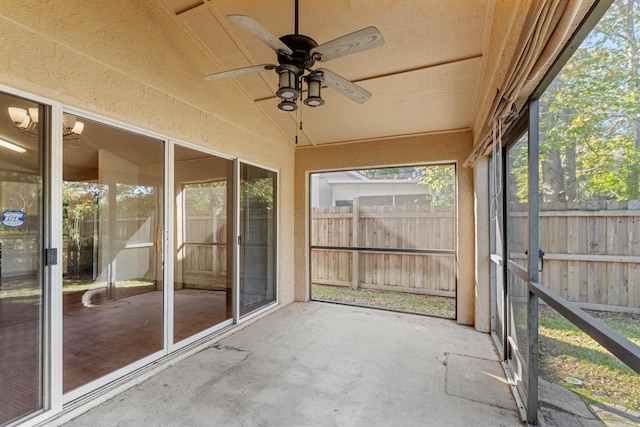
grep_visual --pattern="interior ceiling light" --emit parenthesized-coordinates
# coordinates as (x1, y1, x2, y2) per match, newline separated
(203, 0, 383, 112)
(8, 107, 84, 138)
(0, 137, 27, 153)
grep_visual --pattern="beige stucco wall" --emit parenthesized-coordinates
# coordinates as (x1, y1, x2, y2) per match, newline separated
(0, 1, 296, 304)
(294, 132, 477, 326)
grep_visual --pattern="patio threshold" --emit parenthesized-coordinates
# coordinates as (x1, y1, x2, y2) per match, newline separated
(56, 302, 522, 426)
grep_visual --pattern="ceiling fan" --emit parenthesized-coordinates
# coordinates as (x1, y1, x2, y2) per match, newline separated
(203, 0, 385, 112)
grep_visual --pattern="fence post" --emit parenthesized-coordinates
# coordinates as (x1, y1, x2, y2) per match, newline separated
(352, 197, 360, 289)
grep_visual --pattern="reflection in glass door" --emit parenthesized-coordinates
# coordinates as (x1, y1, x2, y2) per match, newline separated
(0, 93, 46, 424)
(239, 163, 277, 317)
(62, 116, 164, 395)
(506, 132, 529, 406)
(173, 146, 233, 343)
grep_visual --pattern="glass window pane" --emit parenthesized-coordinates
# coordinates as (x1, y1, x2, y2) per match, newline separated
(0, 92, 45, 424)
(239, 163, 277, 317)
(62, 116, 164, 392)
(173, 146, 232, 342)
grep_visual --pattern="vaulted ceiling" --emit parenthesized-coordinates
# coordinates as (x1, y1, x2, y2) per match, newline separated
(158, 0, 493, 147)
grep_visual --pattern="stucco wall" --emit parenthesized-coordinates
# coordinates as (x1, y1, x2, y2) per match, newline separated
(294, 132, 477, 326)
(0, 1, 296, 304)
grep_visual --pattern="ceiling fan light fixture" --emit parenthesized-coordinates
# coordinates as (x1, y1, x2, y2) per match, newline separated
(204, 11, 384, 112)
(304, 72, 325, 107)
(275, 64, 300, 100)
(278, 99, 298, 112)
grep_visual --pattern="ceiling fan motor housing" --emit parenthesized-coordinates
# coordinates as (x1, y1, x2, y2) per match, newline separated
(278, 34, 318, 73)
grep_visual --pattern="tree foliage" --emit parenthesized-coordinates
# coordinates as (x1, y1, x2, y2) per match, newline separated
(538, 0, 640, 202)
(358, 165, 456, 206)
(359, 167, 421, 180)
(184, 181, 227, 215)
(417, 165, 456, 206)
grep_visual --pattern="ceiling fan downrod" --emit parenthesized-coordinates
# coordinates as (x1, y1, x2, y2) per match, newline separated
(294, 0, 299, 35)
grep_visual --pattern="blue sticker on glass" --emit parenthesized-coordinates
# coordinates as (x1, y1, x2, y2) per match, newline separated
(2, 210, 25, 227)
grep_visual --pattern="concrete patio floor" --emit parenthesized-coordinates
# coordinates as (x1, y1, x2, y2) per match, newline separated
(56, 302, 522, 426)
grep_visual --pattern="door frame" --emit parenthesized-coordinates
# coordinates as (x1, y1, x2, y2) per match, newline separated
(491, 101, 540, 424)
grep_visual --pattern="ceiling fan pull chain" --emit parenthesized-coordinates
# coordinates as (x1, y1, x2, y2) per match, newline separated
(295, 97, 303, 145)
(299, 93, 303, 130)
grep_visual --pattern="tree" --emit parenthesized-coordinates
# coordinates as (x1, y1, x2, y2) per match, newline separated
(539, 0, 640, 202)
(357, 166, 456, 206)
(63, 182, 105, 277)
(417, 165, 456, 206)
(359, 167, 421, 180)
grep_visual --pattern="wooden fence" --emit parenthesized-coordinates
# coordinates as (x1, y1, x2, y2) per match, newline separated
(508, 200, 640, 310)
(311, 201, 457, 297)
(181, 214, 227, 276)
(311, 199, 640, 310)
(45, 198, 639, 310)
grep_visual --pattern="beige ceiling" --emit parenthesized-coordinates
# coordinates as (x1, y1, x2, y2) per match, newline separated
(159, 0, 492, 147)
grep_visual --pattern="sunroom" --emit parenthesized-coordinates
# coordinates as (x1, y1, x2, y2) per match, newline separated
(0, 0, 638, 426)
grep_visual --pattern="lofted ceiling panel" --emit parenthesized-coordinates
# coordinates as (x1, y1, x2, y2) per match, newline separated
(256, 56, 482, 145)
(160, 0, 490, 146)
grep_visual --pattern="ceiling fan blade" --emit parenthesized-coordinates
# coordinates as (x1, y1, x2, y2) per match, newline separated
(203, 64, 276, 82)
(311, 27, 384, 62)
(317, 68, 371, 104)
(227, 15, 293, 55)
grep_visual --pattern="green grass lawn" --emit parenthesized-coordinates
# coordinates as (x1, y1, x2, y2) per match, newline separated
(539, 306, 640, 411)
(311, 283, 455, 318)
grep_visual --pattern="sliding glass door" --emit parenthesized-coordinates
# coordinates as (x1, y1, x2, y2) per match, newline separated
(173, 145, 233, 343)
(62, 116, 165, 396)
(0, 92, 47, 425)
(239, 163, 277, 317)
(0, 91, 281, 421)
